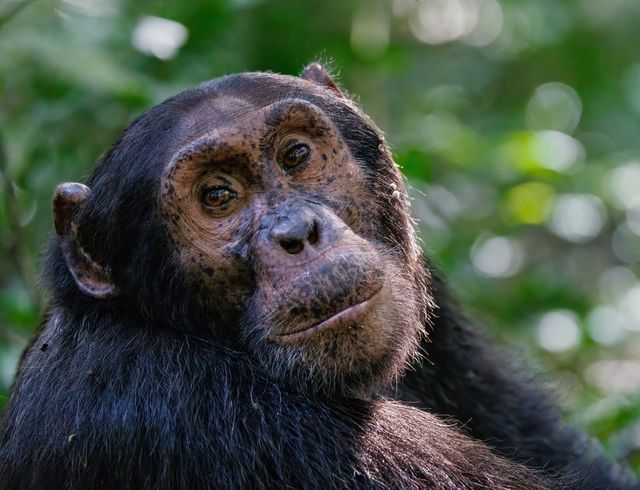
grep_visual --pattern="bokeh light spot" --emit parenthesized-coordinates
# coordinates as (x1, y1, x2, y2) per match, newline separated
(499, 130, 584, 175)
(598, 266, 637, 302)
(612, 223, 640, 263)
(547, 194, 606, 243)
(587, 306, 629, 345)
(536, 309, 582, 353)
(607, 161, 640, 210)
(409, 0, 479, 45)
(462, 0, 503, 47)
(586, 360, 640, 394)
(132, 16, 188, 60)
(470, 235, 524, 277)
(533, 130, 584, 173)
(526, 82, 582, 134)
(620, 284, 640, 331)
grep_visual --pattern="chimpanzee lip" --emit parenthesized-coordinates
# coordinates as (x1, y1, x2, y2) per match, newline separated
(271, 287, 381, 344)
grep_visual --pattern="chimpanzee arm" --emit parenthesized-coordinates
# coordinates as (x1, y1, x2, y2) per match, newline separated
(394, 273, 638, 488)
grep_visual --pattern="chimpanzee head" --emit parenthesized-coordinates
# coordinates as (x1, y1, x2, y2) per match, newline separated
(48, 64, 432, 396)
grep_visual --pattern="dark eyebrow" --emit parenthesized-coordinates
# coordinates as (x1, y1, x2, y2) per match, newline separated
(171, 133, 221, 166)
(168, 133, 258, 187)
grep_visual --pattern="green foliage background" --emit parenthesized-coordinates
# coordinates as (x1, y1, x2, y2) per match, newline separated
(0, 0, 639, 470)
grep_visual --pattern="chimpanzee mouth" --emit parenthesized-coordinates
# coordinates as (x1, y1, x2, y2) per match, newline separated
(271, 286, 381, 344)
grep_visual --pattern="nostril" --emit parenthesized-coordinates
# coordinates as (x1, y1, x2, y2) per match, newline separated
(280, 238, 304, 255)
(308, 221, 320, 246)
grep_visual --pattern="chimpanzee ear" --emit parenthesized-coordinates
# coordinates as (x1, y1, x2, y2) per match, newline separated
(301, 62, 344, 97)
(53, 183, 118, 299)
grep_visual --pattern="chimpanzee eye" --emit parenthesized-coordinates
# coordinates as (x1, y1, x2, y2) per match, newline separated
(281, 142, 310, 169)
(201, 186, 238, 211)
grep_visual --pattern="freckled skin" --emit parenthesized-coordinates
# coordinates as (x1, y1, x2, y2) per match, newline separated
(161, 98, 425, 394)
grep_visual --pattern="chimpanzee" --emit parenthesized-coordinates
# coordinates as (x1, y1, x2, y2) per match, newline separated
(0, 63, 634, 489)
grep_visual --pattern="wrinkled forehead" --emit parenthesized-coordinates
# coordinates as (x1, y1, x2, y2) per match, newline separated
(178, 95, 264, 143)
(174, 72, 343, 144)
(168, 92, 340, 172)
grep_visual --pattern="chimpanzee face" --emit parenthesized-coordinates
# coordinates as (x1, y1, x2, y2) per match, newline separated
(52, 71, 430, 396)
(160, 93, 426, 395)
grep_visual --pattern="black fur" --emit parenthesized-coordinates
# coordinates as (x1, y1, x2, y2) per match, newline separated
(0, 307, 547, 489)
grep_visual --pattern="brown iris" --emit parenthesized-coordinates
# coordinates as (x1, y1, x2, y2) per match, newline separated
(201, 187, 238, 210)
(281, 142, 310, 169)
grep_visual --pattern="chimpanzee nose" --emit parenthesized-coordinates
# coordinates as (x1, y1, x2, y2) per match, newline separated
(271, 211, 320, 255)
